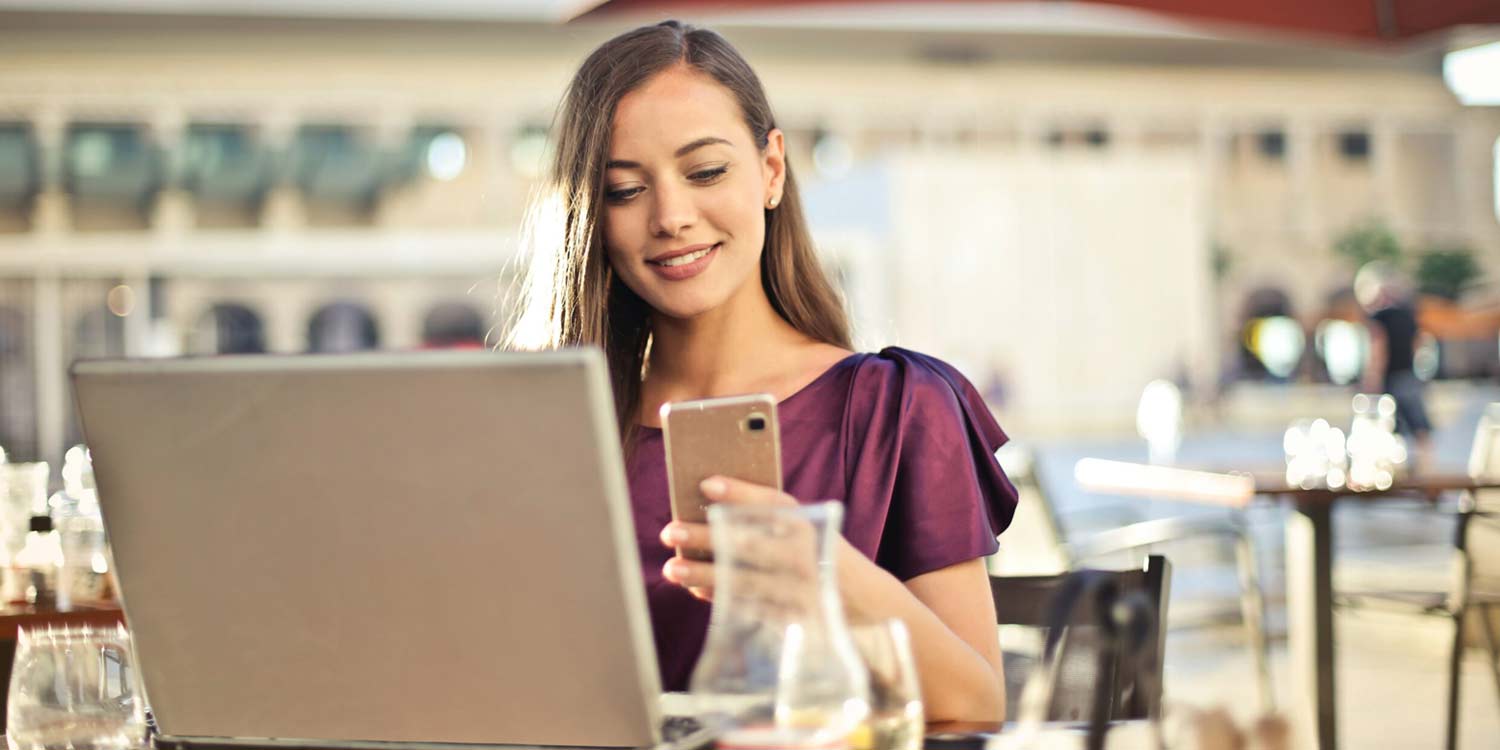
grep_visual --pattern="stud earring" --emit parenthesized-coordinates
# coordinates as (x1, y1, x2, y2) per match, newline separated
(766, 196, 779, 209)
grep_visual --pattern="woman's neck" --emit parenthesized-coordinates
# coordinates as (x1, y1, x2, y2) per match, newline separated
(644, 281, 814, 407)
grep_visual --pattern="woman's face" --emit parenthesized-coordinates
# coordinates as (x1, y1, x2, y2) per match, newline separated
(602, 66, 785, 321)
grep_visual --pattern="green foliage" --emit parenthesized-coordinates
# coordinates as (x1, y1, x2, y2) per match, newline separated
(1415, 248, 1482, 301)
(1333, 221, 1402, 268)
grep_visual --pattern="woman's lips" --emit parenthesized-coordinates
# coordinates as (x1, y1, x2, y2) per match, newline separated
(648, 243, 720, 281)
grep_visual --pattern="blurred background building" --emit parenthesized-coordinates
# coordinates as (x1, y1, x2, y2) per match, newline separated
(4, 3, 1500, 747)
(0, 1, 1496, 468)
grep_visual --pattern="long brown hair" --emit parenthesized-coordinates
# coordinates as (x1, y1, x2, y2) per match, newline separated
(504, 20, 851, 451)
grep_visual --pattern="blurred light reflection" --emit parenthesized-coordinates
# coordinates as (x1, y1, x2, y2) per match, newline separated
(1136, 379, 1182, 465)
(1314, 319, 1366, 385)
(1414, 331, 1439, 381)
(1444, 42, 1500, 105)
(425, 132, 467, 181)
(1244, 316, 1305, 379)
(105, 286, 134, 317)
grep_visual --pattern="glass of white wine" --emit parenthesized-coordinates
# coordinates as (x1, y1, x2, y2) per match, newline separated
(848, 619, 923, 750)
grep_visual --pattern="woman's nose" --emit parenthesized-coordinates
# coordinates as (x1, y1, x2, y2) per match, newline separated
(648, 182, 697, 238)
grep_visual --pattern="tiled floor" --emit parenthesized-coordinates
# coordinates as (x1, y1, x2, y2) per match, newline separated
(1165, 610, 1499, 748)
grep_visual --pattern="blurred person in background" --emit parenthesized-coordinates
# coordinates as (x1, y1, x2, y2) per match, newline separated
(506, 20, 1016, 721)
(1356, 260, 1433, 463)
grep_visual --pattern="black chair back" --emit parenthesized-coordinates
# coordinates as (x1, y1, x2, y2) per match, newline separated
(990, 555, 1171, 722)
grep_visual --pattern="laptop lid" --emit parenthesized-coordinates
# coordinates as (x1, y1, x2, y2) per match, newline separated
(71, 349, 662, 748)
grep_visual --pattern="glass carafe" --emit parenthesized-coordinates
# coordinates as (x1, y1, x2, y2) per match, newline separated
(690, 501, 870, 745)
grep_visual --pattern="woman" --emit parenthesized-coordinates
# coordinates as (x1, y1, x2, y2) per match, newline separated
(507, 20, 1017, 722)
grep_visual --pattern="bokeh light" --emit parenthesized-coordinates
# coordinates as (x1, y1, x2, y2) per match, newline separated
(424, 132, 467, 181)
(1245, 316, 1305, 379)
(1315, 319, 1366, 385)
(1414, 331, 1439, 381)
(510, 126, 551, 181)
(106, 285, 135, 317)
(812, 131, 853, 180)
(1444, 41, 1500, 105)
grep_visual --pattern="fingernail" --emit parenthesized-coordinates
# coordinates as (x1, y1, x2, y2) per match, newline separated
(663, 561, 686, 582)
(700, 477, 727, 497)
(665, 526, 689, 544)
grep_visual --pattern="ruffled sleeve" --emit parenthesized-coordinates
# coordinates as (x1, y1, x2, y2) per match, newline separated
(839, 347, 1018, 581)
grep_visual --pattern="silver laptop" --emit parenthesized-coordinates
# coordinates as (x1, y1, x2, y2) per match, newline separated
(71, 349, 673, 750)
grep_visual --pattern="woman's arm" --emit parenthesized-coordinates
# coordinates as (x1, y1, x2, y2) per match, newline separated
(837, 545, 1005, 722)
(663, 476, 1006, 723)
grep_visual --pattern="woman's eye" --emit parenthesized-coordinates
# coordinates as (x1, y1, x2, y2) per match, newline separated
(606, 186, 644, 203)
(689, 166, 729, 183)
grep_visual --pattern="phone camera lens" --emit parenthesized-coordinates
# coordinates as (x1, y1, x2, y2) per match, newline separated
(746, 416, 766, 432)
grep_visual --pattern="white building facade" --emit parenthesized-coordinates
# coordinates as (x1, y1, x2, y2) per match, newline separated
(0, 11, 1497, 462)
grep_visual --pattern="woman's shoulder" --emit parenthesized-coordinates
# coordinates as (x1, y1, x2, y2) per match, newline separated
(846, 346, 986, 410)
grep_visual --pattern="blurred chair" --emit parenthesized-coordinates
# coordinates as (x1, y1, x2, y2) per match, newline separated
(998, 444, 1274, 714)
(991, 555, 1170, 722)
(1337, 403, 1500, 750)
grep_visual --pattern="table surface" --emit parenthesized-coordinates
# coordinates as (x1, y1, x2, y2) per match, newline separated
(0, 602, 124, 637)
(1249, 470, 1500, 500)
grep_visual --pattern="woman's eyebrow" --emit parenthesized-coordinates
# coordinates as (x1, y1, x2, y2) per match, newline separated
(605, 136, 733, 170)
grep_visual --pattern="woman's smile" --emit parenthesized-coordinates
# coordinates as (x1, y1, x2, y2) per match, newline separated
(647, 242, 721, 281)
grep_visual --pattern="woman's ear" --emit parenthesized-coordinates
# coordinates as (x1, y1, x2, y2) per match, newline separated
(762, 128, 786, 208)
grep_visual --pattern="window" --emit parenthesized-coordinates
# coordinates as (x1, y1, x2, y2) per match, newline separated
(1043, 127, 1110, 150)
(192, 303, 266, 355)
(183, 124, 268, 202)
(422, 303, 484, 349)
(1337, 131, 1370, 161)
(0, 303, 37, 460)
(1257, 131, 1285, 160)
(307, 301, 380, 353)
(0, 123, 38, 209)
(292, 125, 383, 219)
(64, 124, 159, 199)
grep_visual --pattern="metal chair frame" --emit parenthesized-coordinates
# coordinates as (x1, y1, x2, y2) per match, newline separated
(1025, 459, 1275, 712)
(989, 554, 1172, 721)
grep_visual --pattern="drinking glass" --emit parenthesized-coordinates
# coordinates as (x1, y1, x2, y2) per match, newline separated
(848, 620, 923, 750)
(6, 625, 146, 750)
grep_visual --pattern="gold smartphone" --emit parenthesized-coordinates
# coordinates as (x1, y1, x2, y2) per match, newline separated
(660, 394, 783, 561)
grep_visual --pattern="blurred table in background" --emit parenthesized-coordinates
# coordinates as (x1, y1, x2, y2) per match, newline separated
(1252, 473, 1500, 750)
(1076, 460, 1500, 750)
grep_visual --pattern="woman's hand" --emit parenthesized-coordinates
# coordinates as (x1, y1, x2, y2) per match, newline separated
(658, 475, 798, 601)
(659, 476, 1005, 721)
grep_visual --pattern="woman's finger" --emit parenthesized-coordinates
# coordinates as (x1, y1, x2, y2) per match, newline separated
(659, 521, 712, 554)
(663, 557, 714, 590)
(700, 475, 798, 507)
(663, 558, 716, 601)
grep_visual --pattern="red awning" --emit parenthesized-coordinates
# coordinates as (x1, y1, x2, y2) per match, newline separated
(579, 0, 1500, 43)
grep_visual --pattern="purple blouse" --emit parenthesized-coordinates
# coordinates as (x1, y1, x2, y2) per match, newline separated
(627, 347, 1019, 690)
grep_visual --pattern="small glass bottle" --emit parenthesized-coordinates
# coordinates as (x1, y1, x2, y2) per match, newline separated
(50, 446, 112, 605)
(12, 515, 63, 609)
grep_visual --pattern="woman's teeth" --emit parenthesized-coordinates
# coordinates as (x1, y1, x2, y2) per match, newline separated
(658, 245, 716, 267)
